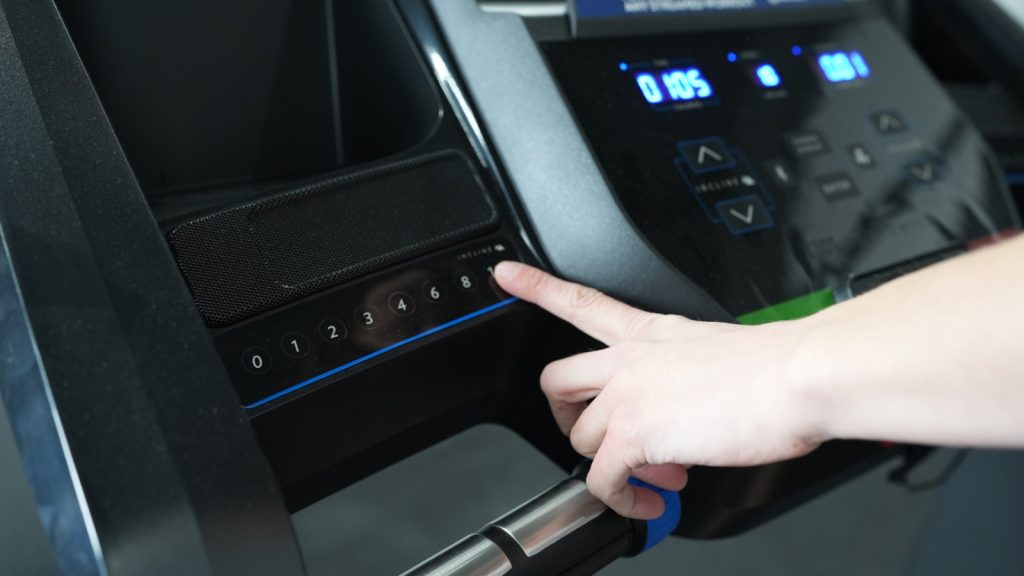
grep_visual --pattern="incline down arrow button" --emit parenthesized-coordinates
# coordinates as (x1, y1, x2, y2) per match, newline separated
(728, 204, 755, 224)
(911, 164, 933, 181)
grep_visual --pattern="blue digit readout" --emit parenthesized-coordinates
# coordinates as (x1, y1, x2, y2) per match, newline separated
(634, 67, 714, 105)
(818, 51, 871, 83)
(755, 64, 782, 88)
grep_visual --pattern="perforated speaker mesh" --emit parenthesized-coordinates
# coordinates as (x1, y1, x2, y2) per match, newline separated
(168, 152, 499, 327)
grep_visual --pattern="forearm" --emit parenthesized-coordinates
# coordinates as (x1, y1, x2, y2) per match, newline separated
(792, 236, 1024, 448)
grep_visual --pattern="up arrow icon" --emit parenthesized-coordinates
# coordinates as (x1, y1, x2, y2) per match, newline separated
(697, 145, 724, 165)
(679, 138, 734, 173)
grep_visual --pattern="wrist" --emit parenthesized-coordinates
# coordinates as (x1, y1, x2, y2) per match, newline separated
(777, 314, 838, 445)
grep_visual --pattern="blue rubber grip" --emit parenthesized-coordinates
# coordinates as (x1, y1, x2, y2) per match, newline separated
(628, 478, 682, 552)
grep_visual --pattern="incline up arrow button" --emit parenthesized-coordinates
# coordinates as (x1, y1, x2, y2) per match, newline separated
(679, 138, 735, 173)
(697, 145, 723, 165)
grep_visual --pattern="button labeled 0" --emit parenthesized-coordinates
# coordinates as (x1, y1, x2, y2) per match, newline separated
(242, 347, 272, 375)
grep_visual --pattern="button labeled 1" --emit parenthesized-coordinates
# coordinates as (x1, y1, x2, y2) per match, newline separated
(281, 332, 310, 358)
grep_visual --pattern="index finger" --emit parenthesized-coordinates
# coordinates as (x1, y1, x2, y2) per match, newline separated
(493, 261, 654, 346)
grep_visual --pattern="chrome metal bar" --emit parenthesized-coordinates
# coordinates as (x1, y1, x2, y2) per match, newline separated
(489, 479, 607, 557)
(400, 534, 511, 576)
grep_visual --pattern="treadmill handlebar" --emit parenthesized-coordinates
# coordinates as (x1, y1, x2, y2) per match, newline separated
(399, 475, 681, 576)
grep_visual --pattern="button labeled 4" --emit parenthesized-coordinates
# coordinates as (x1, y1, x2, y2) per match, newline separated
(389, 292, 416, 316)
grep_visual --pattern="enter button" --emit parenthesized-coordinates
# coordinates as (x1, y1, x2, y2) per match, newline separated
(817, 173, 860, 202)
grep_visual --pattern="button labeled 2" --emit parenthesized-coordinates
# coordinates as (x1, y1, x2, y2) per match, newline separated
(318, 319, 347, 343)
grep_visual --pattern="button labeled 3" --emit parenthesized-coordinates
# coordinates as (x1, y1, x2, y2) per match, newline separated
(355, 306, 381, 329)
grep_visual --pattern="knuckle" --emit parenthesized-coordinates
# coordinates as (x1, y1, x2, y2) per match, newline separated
(606, 418, 641, 458)
(614, 340, 644, 362)
(586, 472, 611, 500)
(569, 426, 588, 455)
(566, 285, 605, 316)
(623, 311, 658, 338)
(520, 265, 548, 294)
(538, 362, 561, 394)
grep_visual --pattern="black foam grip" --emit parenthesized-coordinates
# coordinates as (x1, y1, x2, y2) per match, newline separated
(168, 151, 499, 327)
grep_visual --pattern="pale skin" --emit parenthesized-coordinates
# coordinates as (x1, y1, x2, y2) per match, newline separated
(493, 235, 1024, 521)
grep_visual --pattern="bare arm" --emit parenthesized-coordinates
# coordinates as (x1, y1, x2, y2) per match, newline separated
(492, 236, 1024, 520)
(794, 235, 1024, 449)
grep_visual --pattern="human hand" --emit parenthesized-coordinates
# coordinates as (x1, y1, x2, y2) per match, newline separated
(493, 261, 827, 520)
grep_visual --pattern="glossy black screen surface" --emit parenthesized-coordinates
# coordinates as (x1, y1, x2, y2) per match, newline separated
(543, 17, 1018, 316)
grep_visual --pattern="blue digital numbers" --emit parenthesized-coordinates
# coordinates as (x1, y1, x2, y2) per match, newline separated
(755, 64, 782, 88)
(817, 51, 871, 83)
(635, 73, 664, 104)
(634, 67, 714, 106)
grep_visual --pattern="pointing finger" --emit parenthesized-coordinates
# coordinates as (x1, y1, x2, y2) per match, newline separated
(494, 261, 656, 346)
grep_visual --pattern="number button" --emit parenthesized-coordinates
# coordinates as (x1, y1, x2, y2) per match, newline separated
(422, 280, 447, 303)
(355, 306, 381, 329)
(281, 332, 310, 358)
(388, 292, 416, 316)
(241, 347, 272, 375)
(318, 319, 347, 344)
(454, 270, 477, 292)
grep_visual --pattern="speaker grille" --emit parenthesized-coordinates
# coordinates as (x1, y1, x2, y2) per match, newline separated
(168, 152, 499, 327)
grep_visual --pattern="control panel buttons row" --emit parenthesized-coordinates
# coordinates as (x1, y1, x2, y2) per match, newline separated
(231, 250, 510, 386)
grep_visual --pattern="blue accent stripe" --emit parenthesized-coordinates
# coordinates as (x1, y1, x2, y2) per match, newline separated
(1006, 172, 1024, 186)
(244, 298, 520, 410)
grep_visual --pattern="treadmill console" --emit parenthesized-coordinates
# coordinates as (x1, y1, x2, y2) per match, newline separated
(543, 17, 1018, 320)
